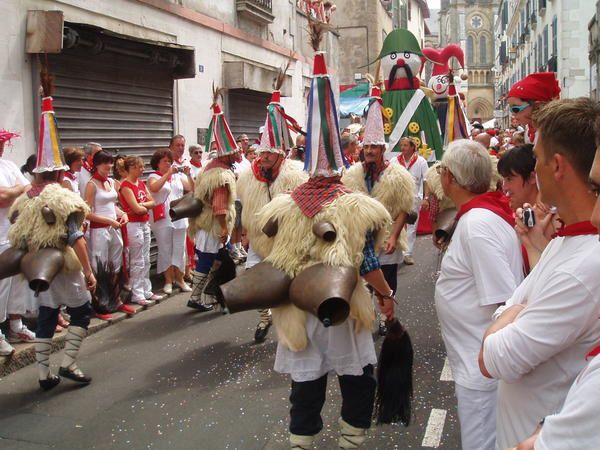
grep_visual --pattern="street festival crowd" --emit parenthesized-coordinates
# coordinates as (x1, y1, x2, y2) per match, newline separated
(1, 25, 600, 450)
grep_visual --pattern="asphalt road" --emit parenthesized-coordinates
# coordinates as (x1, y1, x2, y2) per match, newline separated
(0, 237, 459, 450)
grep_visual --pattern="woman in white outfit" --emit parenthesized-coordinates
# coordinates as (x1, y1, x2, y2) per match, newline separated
(61, 147, 84, 195)
(84, 151, 135, 317)
(147, 149, 191, 294)
(119, 156, 163, 306)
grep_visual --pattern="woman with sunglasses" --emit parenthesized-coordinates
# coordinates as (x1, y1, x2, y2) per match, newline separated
(506, 72, 560, 144)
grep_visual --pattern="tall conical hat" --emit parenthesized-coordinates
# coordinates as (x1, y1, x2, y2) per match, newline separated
(205, 85, 239, 158)
(362, 86, 386, 146)
(33, 96, 68, 173)
(257, 90, 291, 155)
(304, 22, 348, 177)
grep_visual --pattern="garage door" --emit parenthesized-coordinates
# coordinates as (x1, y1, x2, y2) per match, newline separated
(228, 89, 270, 143)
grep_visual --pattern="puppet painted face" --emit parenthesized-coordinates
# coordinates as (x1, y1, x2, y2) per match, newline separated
(428, 74, 463, 100)
(381, 51, 422, 85)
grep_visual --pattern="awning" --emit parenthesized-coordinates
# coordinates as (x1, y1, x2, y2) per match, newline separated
(223, 61, 292, 96)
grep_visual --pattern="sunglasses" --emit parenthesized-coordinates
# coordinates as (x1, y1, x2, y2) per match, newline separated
(510, 103, 531, 114)
(193, 151, 203, 155)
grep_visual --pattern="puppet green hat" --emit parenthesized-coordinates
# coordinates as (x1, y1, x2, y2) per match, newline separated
(364, 29, 423, 67)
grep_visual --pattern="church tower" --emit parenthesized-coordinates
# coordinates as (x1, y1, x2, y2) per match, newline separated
(439, 0, 498, 122)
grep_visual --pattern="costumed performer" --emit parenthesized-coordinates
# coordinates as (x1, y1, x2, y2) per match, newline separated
(237, 65, 308, 343)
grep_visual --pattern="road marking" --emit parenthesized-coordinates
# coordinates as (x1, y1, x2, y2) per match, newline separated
(421, 408, 447, 448)
(440, 357, 453, 381)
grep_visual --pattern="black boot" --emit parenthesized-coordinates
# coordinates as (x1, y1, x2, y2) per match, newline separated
(39, 374, 61, 391)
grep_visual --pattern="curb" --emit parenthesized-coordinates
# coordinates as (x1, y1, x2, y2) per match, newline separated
(0, 291, 178, 379)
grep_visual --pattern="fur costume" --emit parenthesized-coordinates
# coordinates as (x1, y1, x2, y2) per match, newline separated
(189, 166, 237, 237)
(237, 159, 307, 259)
(342, 163, 415, 252)
(8, 183, 89, 272)
(255, 192, 391, 351)
(425, 163, 455, 211)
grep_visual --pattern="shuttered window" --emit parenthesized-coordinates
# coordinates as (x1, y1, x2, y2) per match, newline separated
(227, 89, 270, 142)
(47, 52, 174, 162)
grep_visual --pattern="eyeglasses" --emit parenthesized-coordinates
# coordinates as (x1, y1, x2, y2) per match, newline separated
(193, 151, 203, 155)
(510, 103, 531, 114)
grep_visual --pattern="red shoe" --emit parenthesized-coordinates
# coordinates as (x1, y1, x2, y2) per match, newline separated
(118, 304, 136, 315)
(96, 313, 112, 321)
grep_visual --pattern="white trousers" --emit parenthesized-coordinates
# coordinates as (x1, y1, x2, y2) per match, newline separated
(89, 227, 123, 272)
(405, 198, 422, 257)
(126, 222, 152, 301)
(152, 225, 186, 274)
(455, 383, 497, 450)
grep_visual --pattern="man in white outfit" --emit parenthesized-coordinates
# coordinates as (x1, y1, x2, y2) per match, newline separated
(435, 139, 524, 450)
(391, 137, 428, 265)
(479, 98, 600, 449)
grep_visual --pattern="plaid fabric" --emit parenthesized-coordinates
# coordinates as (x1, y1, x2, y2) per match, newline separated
(212, 186, 230, 216)
(291, 176, 352, 218)
(360, 231, 380, 276)
(428, 195, 440, 223)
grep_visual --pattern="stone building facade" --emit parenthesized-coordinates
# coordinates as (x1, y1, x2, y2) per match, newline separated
(0, 0, 339, 165)
(439, 0, 498, 122)
(495, 0, 594, 128)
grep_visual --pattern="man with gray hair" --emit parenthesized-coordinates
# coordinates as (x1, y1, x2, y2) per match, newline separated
(78, 142, 102, 197)
(434, 139, 523, 450)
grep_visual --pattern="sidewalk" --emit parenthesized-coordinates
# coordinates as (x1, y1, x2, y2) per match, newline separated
(0, 289, 186, 378)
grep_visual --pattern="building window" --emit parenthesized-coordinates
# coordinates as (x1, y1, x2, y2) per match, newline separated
(480, 35, 487, 64)
(399, 0, 408, 29)
(543, 24, 549, 62)
(467, 35, 474, 65)
(551, 15, 558, 57)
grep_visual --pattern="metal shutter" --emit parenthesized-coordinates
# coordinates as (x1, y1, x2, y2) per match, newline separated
(47, 52, 174, 162)
(227, 89, 270, 142)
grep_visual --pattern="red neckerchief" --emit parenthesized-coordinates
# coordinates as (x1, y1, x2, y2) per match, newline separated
(553, 221, 598, 238)
(251, 158, 281, 184)
(83, 157, 93, 173)
(92, 171, 108, 184)
(456, 191, 515, 227)
(27, 181, 54, 198)
(385, 77, 421, 91)
(362, 159, 389, 183)
(154, 170, 171, 182)
(190, 160, 202, 168)
(527, 126, 536, 144)
(291, 176, 353, 218)
(64, 171, 76, 180)
(344, 153, 356, 165)
(397, 152, 418, 170)
(586, 345, 600, 360)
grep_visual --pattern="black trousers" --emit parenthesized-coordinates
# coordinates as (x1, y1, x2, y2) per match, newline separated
(289, 364, 376, 436)
(36, 303, 92, 339)
(381, 263, 398, 294)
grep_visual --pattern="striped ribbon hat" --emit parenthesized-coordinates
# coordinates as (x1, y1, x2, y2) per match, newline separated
(304, 51, 348, 177)
(257, 90, 293, 155)
(205, 102, 238, 158)
(33, 96, 68, 173)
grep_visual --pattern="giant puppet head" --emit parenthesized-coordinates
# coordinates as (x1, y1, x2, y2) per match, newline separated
(421, 44, 466, 100)
(370, 29, 424, 91)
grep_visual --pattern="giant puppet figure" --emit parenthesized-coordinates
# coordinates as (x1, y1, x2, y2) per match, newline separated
(421, 44, 470, 145)
(372, 29, 443, 161)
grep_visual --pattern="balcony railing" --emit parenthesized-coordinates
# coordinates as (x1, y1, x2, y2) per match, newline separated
(237, 0, 274, 24)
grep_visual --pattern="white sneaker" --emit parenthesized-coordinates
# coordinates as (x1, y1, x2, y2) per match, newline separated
(0, 336, 15, 356)
(8, 326, 36, 343)
(163, 283, 173, 295)
(175, 281, 192, 292)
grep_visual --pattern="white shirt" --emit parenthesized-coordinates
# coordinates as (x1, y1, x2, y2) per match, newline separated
(233, 155, 251, 175)
(535, 354, 600, 450)
(391, 153, 429, 200)
(171, 159, 190, 230)
(483, 235, 600, 449)
(78, 166, 92, 199)
(147, 173, 173, 230)
(435, 208, 524, 391)
(0, 159, 29, 246)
